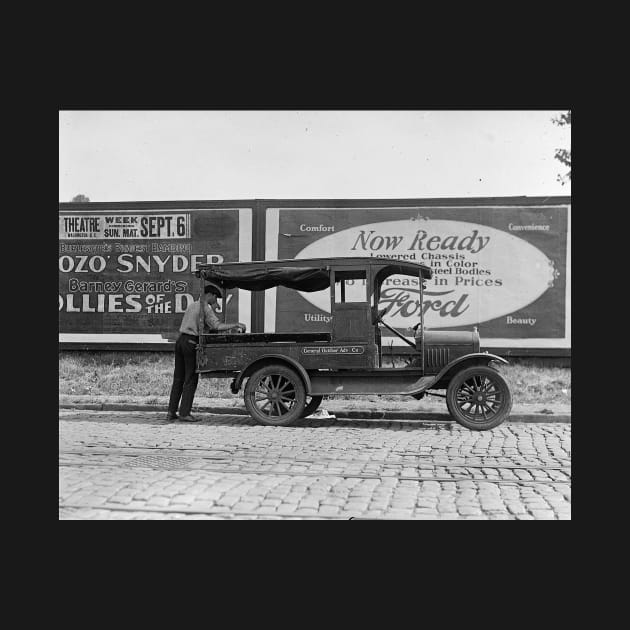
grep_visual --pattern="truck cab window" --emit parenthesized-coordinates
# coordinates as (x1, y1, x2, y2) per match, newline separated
(334, 270, 367, 303)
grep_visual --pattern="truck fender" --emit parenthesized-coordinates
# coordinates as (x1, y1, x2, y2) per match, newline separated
(408, 352, 508, 395)
(231, 355, 313, 394)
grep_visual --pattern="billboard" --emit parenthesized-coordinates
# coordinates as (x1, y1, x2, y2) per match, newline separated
(264, 204, 570, 349)
(58, 206, 252, 344)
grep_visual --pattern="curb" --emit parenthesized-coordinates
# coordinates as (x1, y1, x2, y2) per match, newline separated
(59, 402, 571, 423)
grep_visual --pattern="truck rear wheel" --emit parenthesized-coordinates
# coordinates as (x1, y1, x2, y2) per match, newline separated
(446, 365, 512, 430)
(244, 364, 306, 426)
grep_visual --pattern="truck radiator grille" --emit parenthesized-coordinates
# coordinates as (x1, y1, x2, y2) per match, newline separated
(425, 346, 450, 368)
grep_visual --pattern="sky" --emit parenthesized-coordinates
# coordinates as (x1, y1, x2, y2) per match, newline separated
(59, 110, 571, 202)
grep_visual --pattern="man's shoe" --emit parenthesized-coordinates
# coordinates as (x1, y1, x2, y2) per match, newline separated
(179, 415, 201, 422)
(165, 412, 178, 421)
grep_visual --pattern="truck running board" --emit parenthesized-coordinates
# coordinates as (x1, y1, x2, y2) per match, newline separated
(309, 373, 435, 396)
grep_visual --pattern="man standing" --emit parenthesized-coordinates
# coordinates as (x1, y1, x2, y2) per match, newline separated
(167, 284, 246, 422)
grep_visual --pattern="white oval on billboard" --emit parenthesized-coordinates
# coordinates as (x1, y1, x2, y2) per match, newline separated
(294, 219, 555, 328)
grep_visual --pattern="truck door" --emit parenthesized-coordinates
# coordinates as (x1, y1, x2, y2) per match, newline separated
(331, 268, 371, 343)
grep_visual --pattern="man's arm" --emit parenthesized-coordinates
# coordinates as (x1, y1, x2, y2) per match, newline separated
(204, 304, 246, 332)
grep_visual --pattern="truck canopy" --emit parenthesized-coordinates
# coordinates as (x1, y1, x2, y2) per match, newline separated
(196, 257, 432, 292)
(199, 265, 330, 292)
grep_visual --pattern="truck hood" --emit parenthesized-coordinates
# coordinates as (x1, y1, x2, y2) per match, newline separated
(421, 330, 479, 347)
(416, 329, 475, 346)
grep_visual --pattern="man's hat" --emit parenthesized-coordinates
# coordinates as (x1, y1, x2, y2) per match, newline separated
(204, 283, 222, 297)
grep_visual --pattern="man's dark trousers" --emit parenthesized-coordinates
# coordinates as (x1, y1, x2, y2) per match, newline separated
(168, 333, 199, 416)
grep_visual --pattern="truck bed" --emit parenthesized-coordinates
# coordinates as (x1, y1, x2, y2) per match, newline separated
(200, 332, 332, 344)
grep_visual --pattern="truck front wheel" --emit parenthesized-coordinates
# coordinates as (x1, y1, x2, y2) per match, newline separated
(446, 365, 512, 430)
(244, 364, 306, 426)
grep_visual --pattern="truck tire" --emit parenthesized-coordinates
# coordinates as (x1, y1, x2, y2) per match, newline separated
(446, 365, 512, 431)
(244, 364, 306, 426)
(301, 395, 323, 418)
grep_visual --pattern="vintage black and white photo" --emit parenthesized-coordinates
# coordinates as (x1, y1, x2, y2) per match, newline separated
(59, 110, 571, 520)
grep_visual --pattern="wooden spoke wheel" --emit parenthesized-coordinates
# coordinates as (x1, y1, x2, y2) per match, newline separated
(446, 366, 512, 430)
(300, 395, 323, 418)
(244, 364, 306, 426)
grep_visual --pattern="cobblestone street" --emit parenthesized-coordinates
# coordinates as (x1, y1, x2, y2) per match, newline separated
(59, 410, 571, 520)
